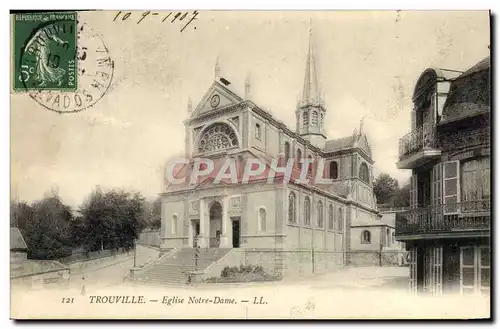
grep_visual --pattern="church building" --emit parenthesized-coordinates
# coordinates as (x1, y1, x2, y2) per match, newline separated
(158, 27, 381, 278)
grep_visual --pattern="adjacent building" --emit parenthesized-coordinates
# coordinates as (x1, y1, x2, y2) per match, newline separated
(395, 57, 490, 295)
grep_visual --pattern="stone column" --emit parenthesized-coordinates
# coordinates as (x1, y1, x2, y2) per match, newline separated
(220, 196, 231, 248)
(198, 198, 208, 248)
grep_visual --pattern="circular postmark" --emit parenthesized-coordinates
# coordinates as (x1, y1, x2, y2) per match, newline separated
(26, 20, 114, 113)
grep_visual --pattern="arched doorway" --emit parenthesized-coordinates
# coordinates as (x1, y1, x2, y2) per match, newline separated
(209, 201, 222, 247)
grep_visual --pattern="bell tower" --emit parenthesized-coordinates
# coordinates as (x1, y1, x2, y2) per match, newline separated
(295, 23, 327, 149)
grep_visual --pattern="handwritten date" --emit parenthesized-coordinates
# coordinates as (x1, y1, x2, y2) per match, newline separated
(113, 11, 199, 32)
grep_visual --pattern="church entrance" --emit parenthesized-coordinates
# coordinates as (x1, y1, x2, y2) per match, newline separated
(232, 218, 240, 248)
(209, 201, 222, 247)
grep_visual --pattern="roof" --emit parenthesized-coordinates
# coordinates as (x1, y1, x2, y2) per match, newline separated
(440, 57, 490, 124)
(324, 135, 356, 152)
(10, 227, 27, 250)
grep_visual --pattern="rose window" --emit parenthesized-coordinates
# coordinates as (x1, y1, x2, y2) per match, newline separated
(198, 123, 238, 153)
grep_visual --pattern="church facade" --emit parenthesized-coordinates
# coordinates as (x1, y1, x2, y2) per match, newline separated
(159, 28, 381, 277)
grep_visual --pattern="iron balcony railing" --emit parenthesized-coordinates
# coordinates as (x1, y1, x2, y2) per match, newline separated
(398, 123, 438, 160)
(395, 200, 490, 236)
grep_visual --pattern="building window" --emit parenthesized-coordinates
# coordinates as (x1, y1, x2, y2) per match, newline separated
(255, 123, 261, 140)
(307, 155, 313, 176)
(329, 161, 338, 179)
(317, 201, 324, 228)
(302, 112, 309, 127)
(198, 123, 238, 153)
(288, 192, 296, 224)
(328, 204, 334, 230)
(311, 111, 318, 126)
(461, 157, 490, 212)
(172, 214, 178, 235)
(258, 207, 266, 232)
(386, 228, 391, 246)
(297, 149, 302, 171)
(361, 230, 371, 244)
(460, 246, 490, 295)
(284, 142, 290, 164)
(304, 196, 311, 226)
(359, 162, 369, 184)
(336, 207, 343, 232)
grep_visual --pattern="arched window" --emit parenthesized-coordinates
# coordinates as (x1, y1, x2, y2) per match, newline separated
(296, 149, 302, 171)
(302, 112, 309, 127)
(288, 192, 296, 224)
(317, 201, 324, 228)
(386, 228, 391, 246)
(359, 162, 370, 184)
(311, 111, 318, 126)
(336, 207, 343, 232)
(172, 214, 178, 235)
(198, 123, 238, 153)
(328, 204, 334, 230)
(329, 161, 338, 179)
(284, 142, 290, 164)
(259, 207, 266, 231)
(362, 230, 371, 244)
(304, 196, 311, 226)
(308, 155, 313, 176)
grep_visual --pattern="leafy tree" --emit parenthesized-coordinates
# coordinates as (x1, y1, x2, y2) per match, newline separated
(10, 200, 33, 230)
(79, 187, 147, 252)
(373, 173, 400, 204)
(144, 197, 162, 229)
(391, 182, 410, 208)
(22, 192, 74, 259)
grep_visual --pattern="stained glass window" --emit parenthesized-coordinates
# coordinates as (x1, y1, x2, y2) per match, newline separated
(198, 123, 238, 153)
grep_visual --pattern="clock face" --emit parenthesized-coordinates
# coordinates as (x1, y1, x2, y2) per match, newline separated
(210, 94, 220, 108)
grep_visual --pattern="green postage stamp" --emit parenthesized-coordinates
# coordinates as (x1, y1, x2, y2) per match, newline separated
(12, 12, 77, 91)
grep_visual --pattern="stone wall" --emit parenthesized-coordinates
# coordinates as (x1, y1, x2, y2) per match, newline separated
(347, 250, 405, 266)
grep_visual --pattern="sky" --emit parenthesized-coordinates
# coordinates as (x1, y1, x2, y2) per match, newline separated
(10, 10, 490, 207)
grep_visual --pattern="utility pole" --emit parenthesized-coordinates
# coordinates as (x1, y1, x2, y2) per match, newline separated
(133, 239, 137, 268)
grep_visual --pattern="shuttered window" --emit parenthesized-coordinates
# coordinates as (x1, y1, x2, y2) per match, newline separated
(443, 161, 460, 215)
(461, 157, 490, 211)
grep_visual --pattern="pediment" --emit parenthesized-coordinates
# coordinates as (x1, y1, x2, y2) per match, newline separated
(355, 134, 372, 158)
(190, 80, 244, 118)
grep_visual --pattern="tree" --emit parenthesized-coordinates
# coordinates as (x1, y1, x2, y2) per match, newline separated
(23, 193, 74, 259)
(79, 187, 147, 252)
(391, 182, 410, 208)
(144, 197, 162, 229)
(373, 173, 400, 204)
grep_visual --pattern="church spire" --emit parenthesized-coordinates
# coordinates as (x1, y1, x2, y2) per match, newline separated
(300, 20, 322, 107)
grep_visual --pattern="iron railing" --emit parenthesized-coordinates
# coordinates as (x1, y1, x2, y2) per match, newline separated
(209, 237, 220, 248)
(395, 200, 490, 236)
(398, 123, 438, 160)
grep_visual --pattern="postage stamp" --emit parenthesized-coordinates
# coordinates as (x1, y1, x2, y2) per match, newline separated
(13, 12, 78, 91)
(28, 20, 114, 113)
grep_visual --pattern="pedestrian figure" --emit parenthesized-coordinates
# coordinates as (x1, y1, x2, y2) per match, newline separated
(80, 276, 86, 296)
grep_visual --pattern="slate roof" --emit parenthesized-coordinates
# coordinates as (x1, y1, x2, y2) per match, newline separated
(324, 135, 356, 152)
(10, 227, 27, 250)
(440, 56, 490, 125)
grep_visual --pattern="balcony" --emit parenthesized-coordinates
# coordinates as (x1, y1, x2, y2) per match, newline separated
(397, 123, 441, 169)
(395, 200, 490, 240)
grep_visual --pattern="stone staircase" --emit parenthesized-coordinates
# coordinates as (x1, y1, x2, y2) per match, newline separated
(133, 248, 231, 286)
